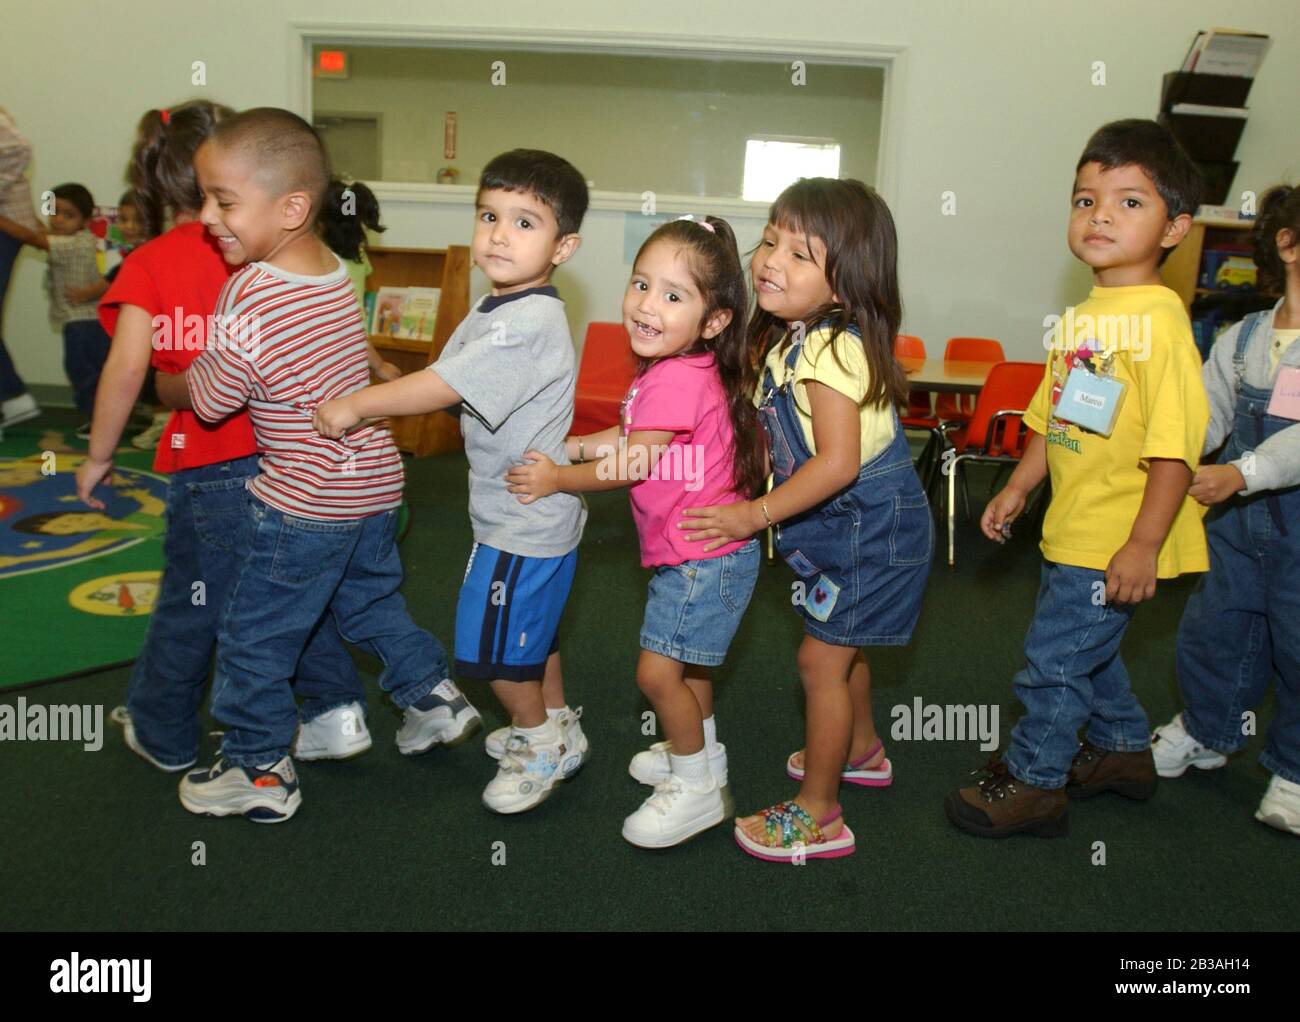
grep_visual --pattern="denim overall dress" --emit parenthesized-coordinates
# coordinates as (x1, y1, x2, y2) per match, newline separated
(1176, 310, 1300, 782)
(758, 326, 932, 646)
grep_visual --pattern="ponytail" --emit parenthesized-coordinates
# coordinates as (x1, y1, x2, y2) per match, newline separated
(320, 179, 385, 262)
(129, 100, 233, 236)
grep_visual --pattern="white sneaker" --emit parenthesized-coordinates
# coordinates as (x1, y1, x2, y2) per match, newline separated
(622, 775, 726, 848)
(1151, 713, 1229, 778)
(396, 679, 482, 755)
(629, 740, 728, 788)
(1256, 774, 1300, 836)
(0, 392, 39, 428)
(485, 705, 588, 760)
(110, 705, 195, 773)
(482, 717, 583, 814)
(293, 702, 372, 761)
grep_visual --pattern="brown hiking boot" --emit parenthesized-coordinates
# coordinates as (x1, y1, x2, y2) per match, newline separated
(944, 758, 1068, 838)
(1066, 741, 1158, 801)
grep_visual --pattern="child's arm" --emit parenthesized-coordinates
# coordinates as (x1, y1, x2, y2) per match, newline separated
(678, 381, 861, 552)
(1106, 458, 1192, 604)
(0, 215, 47, 249)
(980, 431, 1048, 541)
(365, 341, 401, 382)
(506, 429, 675, 500)
(314, 368, 462, 438)
(75, 305, 154, 507)
(66, 277, 109, 305)
(154, 369, 192, 410)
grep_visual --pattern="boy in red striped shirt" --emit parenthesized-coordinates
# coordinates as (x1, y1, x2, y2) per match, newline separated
(172, 108, 479, 822)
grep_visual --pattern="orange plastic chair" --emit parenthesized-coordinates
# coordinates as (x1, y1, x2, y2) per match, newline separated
(895, 334, 945, 491)
(935, 337, 1006, 426)
(571, 322, 638, 435)
(944, 360, 1043, 567)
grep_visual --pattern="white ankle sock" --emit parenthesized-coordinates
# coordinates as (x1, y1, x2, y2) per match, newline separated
(546, 706, 565, 720)
(702, 715, 718, 751)
(670, 749, 712, 790)
(517, 718, 556, 741)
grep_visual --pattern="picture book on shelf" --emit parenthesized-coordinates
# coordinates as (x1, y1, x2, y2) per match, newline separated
(371, 287, 441, 342)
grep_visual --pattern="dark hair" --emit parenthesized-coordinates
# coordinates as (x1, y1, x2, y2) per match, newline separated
(115, 189, 155, 241)
(750, 177, 908, 412)
(1252, 184, 1300, 294)
(51, 183, 94, 220)
(13, 512, 89, 534)
(130, 100, 233, 237)
(1076, 119, 1203, 219)
(478, 149, 588, 237)
(321, 179, 385, 262)
(632, 216, 765, 497)
(209, 108, 331, 222)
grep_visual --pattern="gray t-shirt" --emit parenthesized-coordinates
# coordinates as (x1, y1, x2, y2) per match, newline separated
(431, 286, 586, 558)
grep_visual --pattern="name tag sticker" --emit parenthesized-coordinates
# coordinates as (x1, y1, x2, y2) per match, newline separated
(1056, 366, 1127, 437)
(170, 433, 186, 449)
(1266, 366, 1300, 421)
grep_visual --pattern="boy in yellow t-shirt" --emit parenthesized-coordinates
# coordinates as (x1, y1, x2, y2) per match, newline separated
(945, 119, 1209, 839)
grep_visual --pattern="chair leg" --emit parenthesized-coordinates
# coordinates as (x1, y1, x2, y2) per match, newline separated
(947, 454, 958, 568)
(765, 475, 775, 564)
(960, 467, 973, 521)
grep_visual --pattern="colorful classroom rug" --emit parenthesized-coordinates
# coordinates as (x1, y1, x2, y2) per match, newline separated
(0, 425, 165, 689)
(0, 423, 411, 690)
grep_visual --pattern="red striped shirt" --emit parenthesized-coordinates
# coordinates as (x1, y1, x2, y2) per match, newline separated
(187, 257, 403, 520)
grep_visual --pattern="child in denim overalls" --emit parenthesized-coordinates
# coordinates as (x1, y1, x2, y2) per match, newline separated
(1153, 185, 1300, 836)
(681, 178, 932, 861)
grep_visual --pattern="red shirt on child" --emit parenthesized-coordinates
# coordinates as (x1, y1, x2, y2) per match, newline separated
(99, 221, 257, 473)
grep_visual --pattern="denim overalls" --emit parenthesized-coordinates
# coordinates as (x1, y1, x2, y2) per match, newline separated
(758, 325, 932, 646)
(1176, 310, 1300, 783)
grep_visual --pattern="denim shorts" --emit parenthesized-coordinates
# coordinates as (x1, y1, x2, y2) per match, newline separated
(639, 540, 760, 667)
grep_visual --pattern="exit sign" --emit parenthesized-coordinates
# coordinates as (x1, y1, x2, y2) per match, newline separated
(316, 50, 349, 78)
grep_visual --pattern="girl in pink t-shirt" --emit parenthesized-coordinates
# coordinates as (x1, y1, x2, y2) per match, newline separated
(508, 214, 765, 848)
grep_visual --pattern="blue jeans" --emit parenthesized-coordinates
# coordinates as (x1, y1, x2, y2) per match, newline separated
(62, 319, 111, 414)
(0, 232, 27, 401)
(211, 496, 446, 767)
(640, 540, 760, 666)
(1177, 492, 1300, 784)
(126, 457, 365, 768)
(1004, 561, 1147, 789)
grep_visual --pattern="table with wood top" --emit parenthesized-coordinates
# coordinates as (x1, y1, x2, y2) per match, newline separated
(899, 357, 1000, 394)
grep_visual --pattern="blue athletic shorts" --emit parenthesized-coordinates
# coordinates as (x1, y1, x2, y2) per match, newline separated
(453, 542, 577, 681)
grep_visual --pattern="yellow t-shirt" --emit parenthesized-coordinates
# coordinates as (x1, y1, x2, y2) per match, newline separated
(1271, 328, 1300, 373)
(755, 325, 895, 463)
(1024, 285, 1209, 577)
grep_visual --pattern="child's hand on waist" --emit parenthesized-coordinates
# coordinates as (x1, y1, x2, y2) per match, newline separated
(313, 396, 361, 439)
(505, 450, 558, 504)
(678, 500, 764, 553)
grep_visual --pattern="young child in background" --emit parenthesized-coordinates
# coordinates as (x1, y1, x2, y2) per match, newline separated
(946, 119, 1209, 839)
(507, 214, 764, 847)
(316, 149, 591, 815)
(0, 182, 113, 437)
(170, 108, 478, 822)
(76, 101, 366, 778)
(1153, 184, 1300, 837)
(683, 178, 933, 861)
(321, 178, 400, 383)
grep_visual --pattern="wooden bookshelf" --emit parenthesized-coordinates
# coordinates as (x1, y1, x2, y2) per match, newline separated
(1161, 218, 1254, 308)
(365, 245, 470, 456)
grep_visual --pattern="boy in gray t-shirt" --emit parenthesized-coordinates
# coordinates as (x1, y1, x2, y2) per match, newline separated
(316, 149, 591, 815)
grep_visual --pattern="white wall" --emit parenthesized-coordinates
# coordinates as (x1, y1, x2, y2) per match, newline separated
(4, 0, 1298, 392)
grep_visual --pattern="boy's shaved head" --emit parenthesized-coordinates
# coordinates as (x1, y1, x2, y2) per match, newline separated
(209, 107, 330, 216)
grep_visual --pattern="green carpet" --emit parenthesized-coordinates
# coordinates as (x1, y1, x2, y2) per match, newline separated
(0, 420, 1291, 931)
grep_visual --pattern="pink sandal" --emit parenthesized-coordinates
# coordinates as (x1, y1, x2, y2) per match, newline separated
(786, 738, 893, 787)
(734, 800, 856, 862)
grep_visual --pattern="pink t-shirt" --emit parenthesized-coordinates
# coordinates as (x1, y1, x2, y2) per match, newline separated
(622, 353, 748, 567)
